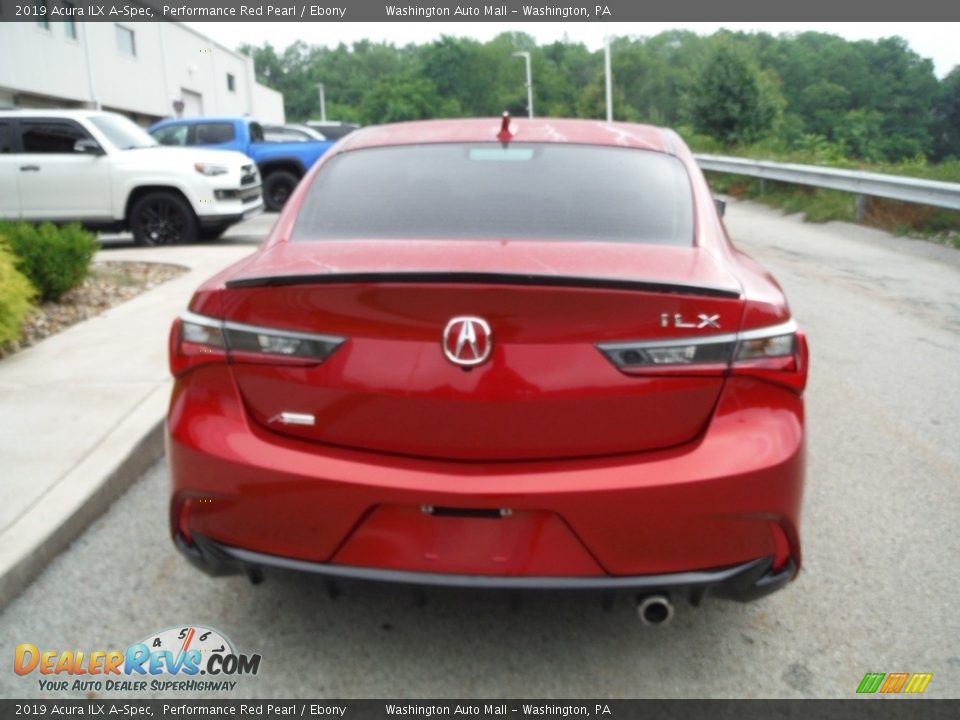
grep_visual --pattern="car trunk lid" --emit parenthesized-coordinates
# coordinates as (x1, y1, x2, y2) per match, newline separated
(219, 241, 743, 461)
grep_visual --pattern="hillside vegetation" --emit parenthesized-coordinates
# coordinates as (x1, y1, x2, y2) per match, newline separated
(242, 30, 960, 236)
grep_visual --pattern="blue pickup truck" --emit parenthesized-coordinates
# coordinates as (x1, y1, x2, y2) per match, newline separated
(148, 117, 333, 210)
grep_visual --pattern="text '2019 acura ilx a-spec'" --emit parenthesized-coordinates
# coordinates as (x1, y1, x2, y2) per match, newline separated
(167, 114, 808, 623)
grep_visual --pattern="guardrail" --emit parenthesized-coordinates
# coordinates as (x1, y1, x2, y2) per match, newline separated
(694, 154, 960, 219)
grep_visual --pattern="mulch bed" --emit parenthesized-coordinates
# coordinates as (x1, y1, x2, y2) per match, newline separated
(1, 261, 187, 358)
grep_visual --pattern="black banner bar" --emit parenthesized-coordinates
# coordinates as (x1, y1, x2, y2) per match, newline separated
(3, 700, 960, 720)
(1, 0, 959, 22)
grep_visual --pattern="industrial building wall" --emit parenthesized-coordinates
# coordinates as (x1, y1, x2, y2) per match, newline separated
(0, 21, 285, 125)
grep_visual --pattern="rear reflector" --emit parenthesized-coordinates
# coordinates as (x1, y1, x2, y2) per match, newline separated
(169, 311, 345, 377)
(175, 496, 194, 546)
(598, 320, 808, 392)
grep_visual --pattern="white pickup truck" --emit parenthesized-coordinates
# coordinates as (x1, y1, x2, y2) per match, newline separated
(0, 109, 262, 245)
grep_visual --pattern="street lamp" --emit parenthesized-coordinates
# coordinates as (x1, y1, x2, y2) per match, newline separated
(604, 37, 613, 122)
(512, 51, 533, 119)
(317, 83, 326, 122)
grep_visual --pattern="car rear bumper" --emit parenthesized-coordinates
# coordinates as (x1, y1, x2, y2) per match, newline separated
(177, 532, 795, 603)
(168, 366, 804, 599)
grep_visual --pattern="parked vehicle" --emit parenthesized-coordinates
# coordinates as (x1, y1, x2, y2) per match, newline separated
(149, 117, 333, 211)
(167, 116, 808, 620)
(0, 110, 262, 245)
(305, 120, 360, 140)
(262, 124, 327, 143)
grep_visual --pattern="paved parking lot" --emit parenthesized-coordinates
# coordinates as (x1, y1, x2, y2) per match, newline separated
(98, 211, 277, 248)
(1, 202, 958, 698)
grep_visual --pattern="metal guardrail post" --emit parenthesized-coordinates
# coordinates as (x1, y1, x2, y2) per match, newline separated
(855, 194, 868, 222)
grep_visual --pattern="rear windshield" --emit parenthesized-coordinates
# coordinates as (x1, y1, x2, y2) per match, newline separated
(291, 143, 694, 245)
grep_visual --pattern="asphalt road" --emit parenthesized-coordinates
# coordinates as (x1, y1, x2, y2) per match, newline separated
(1, 202, 958, 699)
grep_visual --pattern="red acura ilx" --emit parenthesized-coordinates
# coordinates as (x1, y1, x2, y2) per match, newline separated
(167, 116, 807, 622)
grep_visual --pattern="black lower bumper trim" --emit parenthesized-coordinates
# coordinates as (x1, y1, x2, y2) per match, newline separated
(176, 534, 795, 603)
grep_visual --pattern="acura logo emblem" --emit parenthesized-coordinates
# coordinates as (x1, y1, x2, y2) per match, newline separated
(442, 316, 492, 367)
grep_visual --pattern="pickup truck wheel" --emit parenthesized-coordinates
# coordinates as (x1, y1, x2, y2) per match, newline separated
(263, 171, 299, 211)
(130, 192, 198, 246)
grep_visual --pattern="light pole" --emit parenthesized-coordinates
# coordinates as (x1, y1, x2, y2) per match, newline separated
(512, 51, 533, 119)
(317, 83, 326, 122)
(604, 38, 613, 122)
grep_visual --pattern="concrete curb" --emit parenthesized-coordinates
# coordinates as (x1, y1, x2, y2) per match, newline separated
(0, 384, 169, 608)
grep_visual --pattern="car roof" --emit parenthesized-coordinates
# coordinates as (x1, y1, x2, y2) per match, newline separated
(307, 120, 359, 127)
(341, 117, 675, 153)
(151, 116, 254, 126)
(0, 109, 117, 120)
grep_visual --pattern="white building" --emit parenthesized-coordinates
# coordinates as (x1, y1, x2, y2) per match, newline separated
(0, 20, 285, 125)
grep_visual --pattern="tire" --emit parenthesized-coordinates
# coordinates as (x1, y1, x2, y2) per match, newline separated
(199, 224, 230, 240)
(263, 170, 299, 211)
(130, 191, 198, 246)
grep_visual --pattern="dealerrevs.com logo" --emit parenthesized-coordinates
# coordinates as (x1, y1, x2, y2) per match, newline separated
(14, 625, 261, 693)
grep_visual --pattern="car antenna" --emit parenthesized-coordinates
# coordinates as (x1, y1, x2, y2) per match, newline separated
(497, 111, 513, 143)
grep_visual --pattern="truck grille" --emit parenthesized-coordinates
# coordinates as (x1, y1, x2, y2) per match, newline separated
(240, 165, 257, 186)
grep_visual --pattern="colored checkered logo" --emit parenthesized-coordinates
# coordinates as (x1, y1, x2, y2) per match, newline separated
(857, 672, 933, 694)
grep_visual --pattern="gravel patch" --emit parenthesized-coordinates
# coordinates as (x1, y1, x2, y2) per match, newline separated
(1, 261, 187, 358)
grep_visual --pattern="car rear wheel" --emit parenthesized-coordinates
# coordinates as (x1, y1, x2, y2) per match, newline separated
(130, 192, 198, 246)
(263, 171, 299, 211)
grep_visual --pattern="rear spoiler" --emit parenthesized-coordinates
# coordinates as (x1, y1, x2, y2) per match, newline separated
(224, 272, 742, 299)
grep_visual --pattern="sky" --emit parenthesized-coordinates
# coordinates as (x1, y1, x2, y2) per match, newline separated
(190, 21, 959, 78)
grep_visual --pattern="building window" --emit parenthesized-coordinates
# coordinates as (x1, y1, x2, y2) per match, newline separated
(115, 24, 136, 57)
(64, 3, 77, 39)
(35, 0, 49, 29)
(227, 74, 236, 93)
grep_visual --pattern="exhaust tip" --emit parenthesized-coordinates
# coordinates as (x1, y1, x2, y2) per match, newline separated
(637, 593, 674, 625)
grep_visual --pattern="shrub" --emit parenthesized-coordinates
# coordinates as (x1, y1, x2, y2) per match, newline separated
(0, 221, 98, 301)
(0, 242, 36, 346)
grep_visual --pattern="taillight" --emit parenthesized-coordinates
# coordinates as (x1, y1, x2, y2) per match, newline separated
(598, 333, 737, 375)
(223, 321, 344, 363)
(731, 322, 808, 393)
(169, 314, 227, 377)
(598, 320, 808, 393)
(168, 310, 345, 377)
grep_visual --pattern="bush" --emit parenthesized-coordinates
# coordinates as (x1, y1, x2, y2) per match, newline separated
(0, 242, 36, 346)
(0, 222, 98, 301)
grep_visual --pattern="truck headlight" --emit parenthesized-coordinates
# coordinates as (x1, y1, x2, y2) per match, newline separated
(194, 163, 229, 176)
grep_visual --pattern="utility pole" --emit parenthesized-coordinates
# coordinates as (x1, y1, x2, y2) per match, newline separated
(604, 37, 613, 122)
(317, 83, 326, 122)
(512, 51, 533, 119)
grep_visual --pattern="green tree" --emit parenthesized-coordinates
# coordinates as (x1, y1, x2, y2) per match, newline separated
(360, 77, 459, 124)
(932, 66, 960, 161)
(238, 29, 951, 167)
(691, 41, 783, 146)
